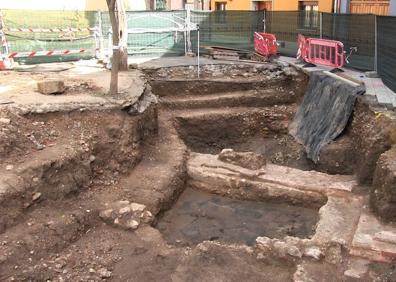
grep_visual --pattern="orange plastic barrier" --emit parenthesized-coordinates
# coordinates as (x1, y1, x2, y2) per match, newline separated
(297, 34, 345, 69)
(254, 32, 278, 57)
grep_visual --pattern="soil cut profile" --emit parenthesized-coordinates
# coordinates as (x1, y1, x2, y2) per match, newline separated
(157, 187, 319, 246)
(2, 60, 396, 281)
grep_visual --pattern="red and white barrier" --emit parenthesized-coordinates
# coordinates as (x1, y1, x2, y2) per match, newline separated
(6, 48, 100, 58)
(297, 34, 345, 69)
(4, 27, 98, 33)
(254, 32, 278, 57)
(0, 11, 101, 68)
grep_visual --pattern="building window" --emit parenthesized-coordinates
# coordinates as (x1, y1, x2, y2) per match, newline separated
(155, 0, 166, 10)
(253, 1, 272, 11)
(215, 1, 227, 10)
(298, 1, 319, 30)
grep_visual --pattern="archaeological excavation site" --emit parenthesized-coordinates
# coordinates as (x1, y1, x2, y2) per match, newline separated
(1, 58, 396, 282)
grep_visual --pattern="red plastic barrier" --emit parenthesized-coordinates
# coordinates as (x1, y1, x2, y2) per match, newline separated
(297, 34, 345, 69)
(297, 34, 307, 61)
(254, 32, 278, 57)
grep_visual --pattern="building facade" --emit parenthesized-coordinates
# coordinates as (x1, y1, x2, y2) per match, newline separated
(209, 0, 394, 15)
(209, 0, 334, 12)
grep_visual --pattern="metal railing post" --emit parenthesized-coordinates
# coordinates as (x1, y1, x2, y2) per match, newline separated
(108, 28, 112, 58)
(374, 15, 378, 72)
(0, 9, 10, 68)
(0, 10, 9, 55)
(320, 12, 323, 39)
(197, 26, 200, 78)
(186, 7, 192, 54)
(97, 11, 104, 60)
(263, 10, 266, 33)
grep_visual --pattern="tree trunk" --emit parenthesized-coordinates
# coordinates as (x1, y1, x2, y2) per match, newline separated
(106, 0, 128, 95)
(106, 0, 119, 95)
(117, 0, 128, 70)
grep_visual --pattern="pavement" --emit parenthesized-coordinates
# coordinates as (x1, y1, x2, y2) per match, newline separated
(129, 55, 396, 111)
(131, 56, 249, 70)
(1, 55, 395, 113)
(278, 56, 396, 111)
(0, 61, 146, 114)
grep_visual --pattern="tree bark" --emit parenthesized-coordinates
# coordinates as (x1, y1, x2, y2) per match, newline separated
(106, 0, 119, 95)
(106, 0, 128, 95)
(117, 0, 128, 70)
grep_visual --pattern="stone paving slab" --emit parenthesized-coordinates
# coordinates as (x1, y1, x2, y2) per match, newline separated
(0, 65, 146, 114)
(351, 211, 396, 263)
(277, 56, 396, 110)
(312, 195, 364, 246)
(188, 153, 357, 198)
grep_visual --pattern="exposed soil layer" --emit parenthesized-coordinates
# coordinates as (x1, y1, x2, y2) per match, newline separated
(180, 132, 315, 171)
(175, 110, 357, 174)
(157, 187, 319, 246)
(2, 60, 396, 281)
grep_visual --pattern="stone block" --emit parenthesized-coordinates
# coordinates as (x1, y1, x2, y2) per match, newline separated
(371, 146, 396, 221)
(37, 80, 65, 95)
(218, 148, 266, 170)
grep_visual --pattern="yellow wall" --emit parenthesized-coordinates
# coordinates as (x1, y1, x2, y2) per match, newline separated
(211, 0, 334, 12)
(210, 0, 252, 10)
(273, 0, 299, 11)
(318, 0, 333, 12)
(85, 0, 108, 11)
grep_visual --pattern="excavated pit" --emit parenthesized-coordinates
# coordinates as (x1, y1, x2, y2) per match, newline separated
(150, 63, 337, 246)
(4, 61, 396, 281)
(148, 62, 395, 253)
(157, 187, 320, 246)
(175, 114, 316, 171)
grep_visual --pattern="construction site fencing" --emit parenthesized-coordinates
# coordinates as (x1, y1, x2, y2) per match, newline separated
(1, 9, 396, 94)
(190, 10, 264, 51)
(377, 16, 396, 94)
(100, 10, 188, 57)
(100, 10, 261, 58)
(264, 11, 375, 71)
(1, 10, 98, 64)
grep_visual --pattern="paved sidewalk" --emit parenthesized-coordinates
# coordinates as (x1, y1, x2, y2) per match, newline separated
(278, 56, 396, 110)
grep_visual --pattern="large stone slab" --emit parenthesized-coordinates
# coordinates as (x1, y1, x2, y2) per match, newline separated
(187, 153, 357, 206)
(312, 196, 364, 245)
(371, 146, 396, 221)
(37, 80, 65, 95)
(351, 211, 396, 262)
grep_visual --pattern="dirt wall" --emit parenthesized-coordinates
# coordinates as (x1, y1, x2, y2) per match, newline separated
(0, 105, 158, 233)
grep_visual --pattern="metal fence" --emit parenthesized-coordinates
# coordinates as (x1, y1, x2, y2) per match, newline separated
(1, 10, 98, 64)
(264, 11, 376, 71)
(191, 10, 264, 51)
(1, 9, 396, 94)
(101, 10, 189, 57)
(378, 16, 396, 94)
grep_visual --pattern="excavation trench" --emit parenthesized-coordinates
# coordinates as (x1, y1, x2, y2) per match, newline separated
(157, 187, 320, 246)
(4, 62, 396, 280)
(147, 63, 365, 247)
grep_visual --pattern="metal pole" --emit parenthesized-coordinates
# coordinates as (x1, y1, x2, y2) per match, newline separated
(320, 12, 323, 39)
(197, 27, 200, 79)
(184, 31, 187, 56)
(108, 28, 112, 58)
(263, 10, 266, 33)
(0, 9, 10, 68)
(187, 8, 192, 53)
(391, 0, 396, 16)
(374, 15, 378, 72)
(0, 10, 9, 55)
(97, 11, 104, 60)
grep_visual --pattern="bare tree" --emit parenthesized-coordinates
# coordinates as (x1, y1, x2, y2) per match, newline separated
(106, 0, 128, 95)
